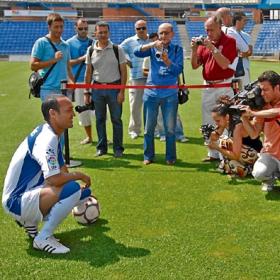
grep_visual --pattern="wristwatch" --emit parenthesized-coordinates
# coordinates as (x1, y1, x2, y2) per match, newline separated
(212, 47, 220, 54)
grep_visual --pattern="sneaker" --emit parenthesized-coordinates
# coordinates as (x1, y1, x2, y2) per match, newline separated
(80, 137, 92, 145)
(130, 132, 138, 140)
(261, 182, 274, 192)
(177, 136, 189, 143)
(166, 160, 176, 165)
(159, 136, 166, 142)
(33, 236, 70, 254)
(16, 220, 38, 239)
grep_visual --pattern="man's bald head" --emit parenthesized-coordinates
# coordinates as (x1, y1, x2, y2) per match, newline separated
(158, 22, 173, 32)
(216, 7, 232, 27)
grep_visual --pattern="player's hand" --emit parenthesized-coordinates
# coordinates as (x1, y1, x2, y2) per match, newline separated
(78, 172, 91, 188)
(54, 51, 63, 61)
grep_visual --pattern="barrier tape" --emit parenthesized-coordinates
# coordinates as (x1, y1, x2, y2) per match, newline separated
(66, 82, 232, 90)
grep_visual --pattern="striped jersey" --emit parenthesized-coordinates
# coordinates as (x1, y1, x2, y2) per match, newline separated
(2, 123, 64, 216)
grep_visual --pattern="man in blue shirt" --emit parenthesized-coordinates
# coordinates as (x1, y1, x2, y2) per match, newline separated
(67, 18, 94, 145)
(30, 13, 74, 101)
(134, 23, 183, 165)
(120, 20, 150, 139)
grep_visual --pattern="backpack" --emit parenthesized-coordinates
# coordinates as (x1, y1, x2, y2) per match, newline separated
(88, 44, 120, 75)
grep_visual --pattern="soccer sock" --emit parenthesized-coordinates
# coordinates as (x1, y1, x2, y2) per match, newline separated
(78, 188, 92, 205)
(37, 181, 81, 240)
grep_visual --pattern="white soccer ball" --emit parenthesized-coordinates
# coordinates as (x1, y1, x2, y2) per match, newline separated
(72, 196, 100, 225)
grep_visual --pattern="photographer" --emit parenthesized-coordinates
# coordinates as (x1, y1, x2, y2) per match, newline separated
(191, 15, 237, 162)
(206, 95, 262, 178)
(134, 23, 183, 165)
(240, 71, 280, 191)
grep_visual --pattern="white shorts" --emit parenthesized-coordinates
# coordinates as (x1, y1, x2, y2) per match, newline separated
(5, 185, 43, 225)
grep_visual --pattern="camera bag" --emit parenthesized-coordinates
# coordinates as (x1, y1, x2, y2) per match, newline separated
(173, 45, 189, 105)
(234, 57, 245, 78)
(28, 37, 58, 98)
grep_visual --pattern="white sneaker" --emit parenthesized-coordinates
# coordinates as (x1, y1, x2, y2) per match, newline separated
(130, 132, 138, 139)
(261, 182, 274, 192)
(33, 236, 70, 254)
(177, 136, 189, 143)
(160, 136, 166, 142)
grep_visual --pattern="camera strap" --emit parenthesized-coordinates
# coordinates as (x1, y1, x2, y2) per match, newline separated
(74, 38, 93, 83)
(43, 36, 59, 83)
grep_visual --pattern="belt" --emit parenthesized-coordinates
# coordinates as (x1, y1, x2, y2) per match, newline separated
(94, 79, 121, 85)
(206, 78, 231, 84)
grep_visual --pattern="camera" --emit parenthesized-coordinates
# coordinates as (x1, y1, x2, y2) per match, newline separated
(155, 48, 167, 59)
(75, 102, 95, 113)
(193, 35, 206, 46)
(231, 80, 265, 113)
(200, 124, 217, 143)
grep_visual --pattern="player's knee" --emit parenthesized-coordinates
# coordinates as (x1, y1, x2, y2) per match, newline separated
(80, 188, 91, 201)
(59, 181, 81, 201)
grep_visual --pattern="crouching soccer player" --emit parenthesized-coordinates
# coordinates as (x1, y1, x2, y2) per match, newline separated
(2, 95, 92, 254)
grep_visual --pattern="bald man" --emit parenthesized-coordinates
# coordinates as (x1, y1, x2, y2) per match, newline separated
(191, 16, 237, 162)
(134, 23, 183, 165)
(216, 7, 233, 33)
(2, 95, 92, 253)
(120, 20, 150, 140)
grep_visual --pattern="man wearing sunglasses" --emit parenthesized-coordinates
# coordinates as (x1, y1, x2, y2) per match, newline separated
(67, 19, 94, 145)
(120, 20, 150, 140)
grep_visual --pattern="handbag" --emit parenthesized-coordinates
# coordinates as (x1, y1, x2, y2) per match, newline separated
(28, 37, 58, 98)
(234, 57, 245, 78)
(178, 69, 189, 105)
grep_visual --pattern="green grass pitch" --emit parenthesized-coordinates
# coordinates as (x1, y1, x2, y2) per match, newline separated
(0, 60, 279, 279)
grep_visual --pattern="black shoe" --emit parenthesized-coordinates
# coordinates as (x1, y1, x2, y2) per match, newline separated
(114, 150, 123, 158)
(95, 150, 107, 157)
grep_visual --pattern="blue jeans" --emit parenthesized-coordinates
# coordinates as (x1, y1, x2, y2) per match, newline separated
(92, 89, 124, 153)
(143, 94, 178, 161)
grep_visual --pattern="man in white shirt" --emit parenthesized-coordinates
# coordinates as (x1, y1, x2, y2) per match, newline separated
(228, 12, 253, 88)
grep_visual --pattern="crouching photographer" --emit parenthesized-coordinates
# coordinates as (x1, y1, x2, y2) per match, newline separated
(204, 95, 262, 178)
(240, 70, 280, 191)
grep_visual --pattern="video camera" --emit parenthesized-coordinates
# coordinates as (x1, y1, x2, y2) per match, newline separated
(192, 35, 206, 46)
(229, 79, 265, 117)
(200, 124, 217, 143)
(75, 101, 95, 113)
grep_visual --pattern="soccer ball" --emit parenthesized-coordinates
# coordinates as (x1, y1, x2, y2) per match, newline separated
(72, 196, 100, 225)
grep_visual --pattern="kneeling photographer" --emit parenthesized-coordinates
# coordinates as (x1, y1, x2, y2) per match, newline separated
(205, 95, 262, 178)
(240, 70, 280, 191)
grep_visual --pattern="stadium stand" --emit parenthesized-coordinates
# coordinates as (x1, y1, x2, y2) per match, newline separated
(0, 20, 181, 55)
(254, 20, 280, 56)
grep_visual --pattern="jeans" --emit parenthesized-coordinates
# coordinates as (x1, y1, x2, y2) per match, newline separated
(143, 93, 178, 161)
(156, 109, 185, 139)
(92, 89, 124, 153)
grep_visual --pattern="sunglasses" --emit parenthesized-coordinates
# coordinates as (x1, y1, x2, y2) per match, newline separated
(136, 27, 147, 31)
(78, 27, 88, 31)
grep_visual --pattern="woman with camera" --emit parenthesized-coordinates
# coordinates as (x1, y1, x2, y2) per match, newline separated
(207, 95, 262, 178)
